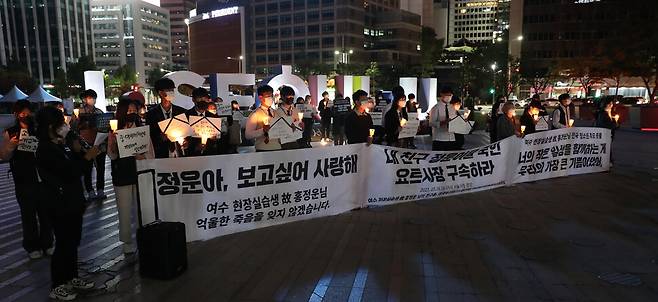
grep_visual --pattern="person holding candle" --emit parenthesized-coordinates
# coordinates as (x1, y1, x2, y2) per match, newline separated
(35, 106, 99, 301)
(245, 85, 282, 152)
(428, 87, 458, 151)
(345, 90, 374, 145)
(318, 91, 333, 142)
(552, 93, 573, 129)
(297, 95, 316, 148)
(72, 89, 108, 201)
(183, 87, 226, 156)
(450, 98, 466, 150)
(489, 95, 507, 143)
(107, 98, 154, 254)
(0, 100, 53, 260)
(497, 102, 521, 140)
(520, 100, 543, 135)
(276, 85, 304, 150)
(384, 92, 408, 147)
(404, 93, 418, 149)
(596, 99, 620, 165)
(145, 78, 186, 158)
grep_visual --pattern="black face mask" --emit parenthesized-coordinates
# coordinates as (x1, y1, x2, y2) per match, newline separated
(18, 115, 32, 125)
(126, 113, 141, 126)
(195, 101, 209, 111)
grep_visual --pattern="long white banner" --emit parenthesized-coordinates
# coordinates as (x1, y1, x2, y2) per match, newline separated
(136, 127, 611, 242)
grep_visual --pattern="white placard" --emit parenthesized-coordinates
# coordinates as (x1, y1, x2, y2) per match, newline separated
(267, 117, 295, 140)
(189, 116, 222, 139)
(17, 129, 38, 153)
(158, 113, 193, 142)
(295, 103, 315, 118)
(116, 126, 151, 158)
(94, 133, 109, 146)
(448, 116, 475, 134)
(217, 103, 232, 116)
(536, 116, 550, 131)
(398, 113, 420, 138)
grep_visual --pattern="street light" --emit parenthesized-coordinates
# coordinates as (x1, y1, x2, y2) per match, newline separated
(227, 56, 243, 73)
(491, 63, 497, 105)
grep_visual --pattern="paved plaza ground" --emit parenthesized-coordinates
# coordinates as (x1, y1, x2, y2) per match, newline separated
(1, 127, 657, 302)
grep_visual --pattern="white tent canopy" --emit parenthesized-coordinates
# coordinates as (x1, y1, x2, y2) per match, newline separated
(27, 86, 61, 103)
(0, 86, 28, 103)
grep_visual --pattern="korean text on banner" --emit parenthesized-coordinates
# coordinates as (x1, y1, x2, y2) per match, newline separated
(137, 144, 366, 241)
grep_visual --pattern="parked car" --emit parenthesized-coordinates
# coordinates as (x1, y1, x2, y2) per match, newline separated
(513, 98, 529, 108)
(543, 98, 559, 107)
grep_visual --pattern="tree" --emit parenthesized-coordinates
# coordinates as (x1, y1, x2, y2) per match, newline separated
(105, 65, 137, 99)
(146, 66, 169, 88)
(419, 27, 445, 78)
(365, 62, 381, 91)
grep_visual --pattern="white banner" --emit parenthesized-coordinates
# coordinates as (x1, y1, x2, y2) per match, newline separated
(136, 128, 610, 242)
(366, 137, 519, 206)
(137, 145, 366, 241)
(513, 127, 611, 183)
(116, 126, 151, 158)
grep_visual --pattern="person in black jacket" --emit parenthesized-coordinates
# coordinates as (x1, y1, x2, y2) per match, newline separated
(496, 102, 520, 141)
(107, 98, 154, 255)
(345, 90, 374, 144)
(490, 95, 506, 143)
(318, 91, 332, 142)
(596, 99, 620, 165)
(145, 78, 186, 158)
(35, 106, 99, 301)
(520, 100, 543, 135)
(183, 87, 227, 156)
(0, 100, 53, 260)
(384, 93, 409, 147)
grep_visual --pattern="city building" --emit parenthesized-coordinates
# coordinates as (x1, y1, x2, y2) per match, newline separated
(190, 0, 423, 77)
(447, 0, 510, 46)
(160, 0, 195, 70)
(0, 0, 93, 84)
(91, 0, 171, 85)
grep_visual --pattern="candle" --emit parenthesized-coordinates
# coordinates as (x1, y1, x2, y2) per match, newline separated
(521, 125, 526, 133)
(464, 109, 470, 119)
(73, 108, 79, 117)
(109, 119, 118, 132)
(369, 128, 375, 137)
(201, 135, 209, 145)
(533, 114, 539, 121)
(263, 117, 269, 126)
(297, 112, 304, 121)
(64, 116, 71, 124)
(568, 119, 575, 127)
(417, 108, 422, 114)
(365, 107, 370, 113)
(400, 118, 407, 127)
(613, 114, 620, 122)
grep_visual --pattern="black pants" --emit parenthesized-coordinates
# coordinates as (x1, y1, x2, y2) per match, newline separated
(332, 124, 345, 145)
(50, 208, 83, 288)
(83, 152, 106, 192)
(320, 121, 331, 139)
(15, 183, 53, 252)
(432, 141, 459, 151)
(302, 118, 314, 145)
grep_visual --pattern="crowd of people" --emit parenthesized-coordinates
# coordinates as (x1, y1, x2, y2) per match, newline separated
(0, 76, 622, 300)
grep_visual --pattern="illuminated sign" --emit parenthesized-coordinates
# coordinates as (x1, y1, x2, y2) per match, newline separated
(574, 0, 600, 3)
(465, 1, 497, 7)
(189, 6, 239, 24)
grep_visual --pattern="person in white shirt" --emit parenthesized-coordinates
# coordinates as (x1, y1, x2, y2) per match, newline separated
(428, 86, 458, 151)
(275, 85, 304, 149)
(552, 93, 573, 129)
(245, 85, 282, 152)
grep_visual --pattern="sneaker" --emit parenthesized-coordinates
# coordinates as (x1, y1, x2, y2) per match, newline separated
(28, 250, 43, 259)
(68, 278, 95, 290)
(49, 285, 77, 301)
(122, 243, 137, 254)
(45, 247, 55, 256)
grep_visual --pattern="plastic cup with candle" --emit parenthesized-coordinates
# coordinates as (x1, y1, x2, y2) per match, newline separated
(369, 128, 375, 137)
(73, 108, 79, 118)
(109, 119, 118, 132)
(613, 114, 620, 122)
(263, 117, 270, 126)
(400, 118, 407, 127)
(533, 114, 539, 121)
(297, 112, 304, 121)
(568, 119, 575, 127)
(521, 125, 526, 133)
(464, 109, 470, 119)
(201, 135, 209, 145)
